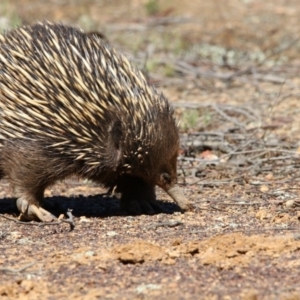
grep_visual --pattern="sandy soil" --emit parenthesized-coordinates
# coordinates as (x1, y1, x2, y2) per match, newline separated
(1, 1, 300, 299)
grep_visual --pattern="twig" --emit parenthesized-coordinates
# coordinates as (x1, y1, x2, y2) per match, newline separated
(175, 61, 287, 84)
(145, 220, 184, 230)
(227, 227, 300, 234)
(217, 202, 261, 206)
(0, 209, 75, 231)
(259, 155, 299, 162)
(191, 226, 300, 235)
(107, 17, 193, 32)
(211, 104, 246, 132)
(210, 206, 225, 211)
(187, 178, 241, 186)
(62, 209, 75, 230)
(178, 156, 220, 164)
(0, 262, 35, 273)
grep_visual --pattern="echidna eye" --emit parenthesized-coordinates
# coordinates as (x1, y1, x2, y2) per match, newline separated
(161, 172, 171, 184)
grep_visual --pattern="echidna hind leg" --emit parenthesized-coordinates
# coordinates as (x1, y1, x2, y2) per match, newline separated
(117, 176, 167, 215)
(16, 195, 56, 222)
(14, 184, 56, 222)
(1, 142, 57, 222)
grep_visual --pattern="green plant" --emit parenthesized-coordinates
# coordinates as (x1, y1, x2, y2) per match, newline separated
(181, 110, 200, 131)
(0, 0, 21, 31)
(145, 0, 160, 16)
(163, 63, 175, 77)
(146, 59, 158, 73)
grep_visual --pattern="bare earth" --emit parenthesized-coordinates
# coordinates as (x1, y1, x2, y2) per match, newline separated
(1, 1, 300, 299)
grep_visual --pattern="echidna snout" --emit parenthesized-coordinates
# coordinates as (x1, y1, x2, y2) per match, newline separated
(165, 185, 190, 211)
(154, 160, 190, 212)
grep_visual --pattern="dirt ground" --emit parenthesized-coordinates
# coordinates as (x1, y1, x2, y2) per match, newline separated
(1, 1, 300, 299)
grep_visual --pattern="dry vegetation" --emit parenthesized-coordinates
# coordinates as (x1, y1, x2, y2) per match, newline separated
(1, 0, 300, 299)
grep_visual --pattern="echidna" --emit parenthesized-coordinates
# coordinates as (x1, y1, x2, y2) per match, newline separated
(0, 22, 190, 222)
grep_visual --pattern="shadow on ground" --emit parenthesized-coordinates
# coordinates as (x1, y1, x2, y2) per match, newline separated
(0, 195, 181, 218)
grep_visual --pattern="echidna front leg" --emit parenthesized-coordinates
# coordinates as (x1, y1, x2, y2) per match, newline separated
(117, 176, 166, 215)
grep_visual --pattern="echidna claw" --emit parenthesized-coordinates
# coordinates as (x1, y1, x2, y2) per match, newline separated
(16, 197, 56, 222)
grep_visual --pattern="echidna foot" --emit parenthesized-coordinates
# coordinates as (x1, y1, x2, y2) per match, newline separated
(16, 197, 56, 222)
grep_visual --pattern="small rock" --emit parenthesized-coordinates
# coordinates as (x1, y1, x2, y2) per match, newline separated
(10, 231, 22, 239)
(58, 214, 65, 220)
(256, 209, 269, 220)
(85, 251, 95, 258)
(79, 216, 91, 223)
(293, 233, 300, 241)
(284, 200, 294, 208)
(106, 231, 118, 237)
(260, 185, 269, 193)
(136, 284, 161, 294)
(17, 238, 32, 245)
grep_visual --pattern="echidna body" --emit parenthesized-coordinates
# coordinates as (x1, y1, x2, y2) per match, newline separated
(0, 22, 190, 221)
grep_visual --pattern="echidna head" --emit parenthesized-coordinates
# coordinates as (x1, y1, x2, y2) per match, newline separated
(106, 103, 188, 210)
(117, 107, 179, 186)
(102, 75, 189, 210)
(148, 138, 189, 210)
(149, 136, 179, 191)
